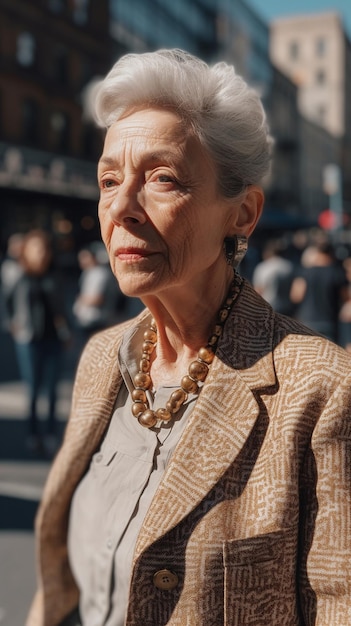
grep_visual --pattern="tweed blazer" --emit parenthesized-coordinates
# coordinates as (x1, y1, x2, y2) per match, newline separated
(27, 279, 351, 626)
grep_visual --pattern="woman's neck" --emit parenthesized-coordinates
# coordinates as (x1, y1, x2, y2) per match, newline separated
(141, 267, 235, 386)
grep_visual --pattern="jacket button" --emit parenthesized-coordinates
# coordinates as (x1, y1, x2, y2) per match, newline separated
(153, 569, 179, 590)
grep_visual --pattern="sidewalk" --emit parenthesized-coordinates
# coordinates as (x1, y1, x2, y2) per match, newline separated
(0, 378, 73, 494)
(0, 378, 73, 421)
(0, 378, 73, 626)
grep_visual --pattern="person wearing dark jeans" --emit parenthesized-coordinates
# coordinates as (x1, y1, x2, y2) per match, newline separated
(15, 338, 62, 441)
(5, 229, 70, 457)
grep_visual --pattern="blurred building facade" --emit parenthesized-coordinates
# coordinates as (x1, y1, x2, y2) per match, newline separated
(0, 0, 112, 260)
(1, 0, 350, 253)
(270, 11, 351, 218)
(270, 12, 346, 137)
(111, 0, 217, 60)
(110, 0, 347, 229)
(110, 0, 272, 91)
(265, 66, 300, 217)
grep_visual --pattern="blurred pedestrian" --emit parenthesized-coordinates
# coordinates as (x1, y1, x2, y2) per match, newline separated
(290, 241, 348, 343)
(252, 237, 295, 315)
(0, 233, 25, 330)
(72, 243, 125, 351)
(5, 229, 71, 456)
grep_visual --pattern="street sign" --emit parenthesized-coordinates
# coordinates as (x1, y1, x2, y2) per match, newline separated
(322, 164, 341, 196)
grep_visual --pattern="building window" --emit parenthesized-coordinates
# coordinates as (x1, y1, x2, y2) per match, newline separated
(22, 99, 39, 144)
(289, 40, 299, 60)
(316, 37, 326, 57)
(73, 0, 89, 25)
(51, 111, 70, 152)
(48, 0, 66, 12)
(16, 32, 36, 67)
(316, 68, 326, 85)
(82, 124, 97, 159)
(54, 48, 69, 85)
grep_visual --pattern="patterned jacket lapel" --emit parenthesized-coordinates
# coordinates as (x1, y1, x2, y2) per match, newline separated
(135, 280, 278, 557)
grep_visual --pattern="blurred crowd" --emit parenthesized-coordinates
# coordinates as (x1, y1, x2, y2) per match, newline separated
(1, 226, 351, 458)
(246, 228, 351, 351)
(0, 229, 143, 458)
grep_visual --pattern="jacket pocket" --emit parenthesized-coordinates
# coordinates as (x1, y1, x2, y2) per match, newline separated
(223, 530, 298, 625)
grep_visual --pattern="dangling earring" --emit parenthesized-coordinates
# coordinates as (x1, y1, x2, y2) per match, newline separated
(224, 235, 248, 269)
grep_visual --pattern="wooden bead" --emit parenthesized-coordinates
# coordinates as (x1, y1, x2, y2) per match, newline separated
(132, 402, 146, 417)
(138, 410, 157, 428)
(134, 372, 152, 389)
(219, 308, 229, 322)
(166, 388, 187, 413)
(181, 375, 198, 394)
(188, 360, 208, 382)
(142, 341, 155, 355)
(132, 389, 147, 402)
(165, 401, 175, 414)
(144, 329, 157, 343)
(208, 334, 218, 346)
(139, 358, 151, 373)
(198, 347, 215, 364)
(155, 408, 172, 422)
(213, 324, 223, 337)
(150, 318, 157, 331)
(172, 388, 187, 403)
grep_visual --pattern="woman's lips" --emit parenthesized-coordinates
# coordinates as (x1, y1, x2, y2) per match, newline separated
(116, 247, 153, 262)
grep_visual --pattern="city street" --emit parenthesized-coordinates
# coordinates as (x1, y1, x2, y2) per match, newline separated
(0, 334, 73, 626)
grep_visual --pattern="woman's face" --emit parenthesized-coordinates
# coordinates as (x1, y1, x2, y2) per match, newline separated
(98, 107, 241, 300)
(22, 236, 51, 274)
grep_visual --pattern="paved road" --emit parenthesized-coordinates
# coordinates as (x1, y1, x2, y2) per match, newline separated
(0, 379, 72, 626)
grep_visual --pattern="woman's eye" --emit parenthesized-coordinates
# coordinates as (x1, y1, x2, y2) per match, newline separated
(157, 174, 174, 183)
(101, 179, 116, 189)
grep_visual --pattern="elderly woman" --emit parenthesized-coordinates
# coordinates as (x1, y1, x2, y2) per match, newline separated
(27, 50, 351, 626)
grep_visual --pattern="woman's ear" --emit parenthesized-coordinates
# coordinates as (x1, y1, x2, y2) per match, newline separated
(229, 185, 264, 237)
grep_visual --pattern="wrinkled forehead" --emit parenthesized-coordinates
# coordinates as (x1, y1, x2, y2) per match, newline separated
(105, 107, 192, 147)
(99, 106, 211, 171)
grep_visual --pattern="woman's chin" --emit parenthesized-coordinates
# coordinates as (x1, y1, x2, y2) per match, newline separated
(117, 278, 151, 300)
(117, 270, 164, 300)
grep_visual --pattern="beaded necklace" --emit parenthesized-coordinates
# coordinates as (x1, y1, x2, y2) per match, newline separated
(131, 273, 242, 428)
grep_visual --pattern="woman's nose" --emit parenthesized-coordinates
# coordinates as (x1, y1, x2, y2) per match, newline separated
(109, 183, 147, 226)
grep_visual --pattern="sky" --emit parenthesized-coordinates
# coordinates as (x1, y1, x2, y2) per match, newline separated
(246, 0, 351, 39)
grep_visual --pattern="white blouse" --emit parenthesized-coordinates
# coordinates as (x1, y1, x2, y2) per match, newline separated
(68, 316, 198, 626)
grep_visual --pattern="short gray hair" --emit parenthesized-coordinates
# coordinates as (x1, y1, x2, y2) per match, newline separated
(92, 49, 273, 197)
